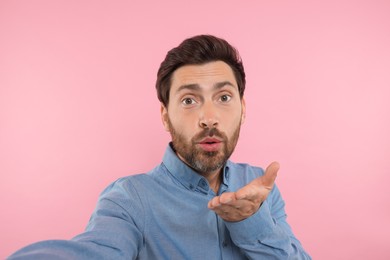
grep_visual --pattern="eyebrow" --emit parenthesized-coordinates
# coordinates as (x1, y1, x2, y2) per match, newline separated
(176, 81, 236, 93)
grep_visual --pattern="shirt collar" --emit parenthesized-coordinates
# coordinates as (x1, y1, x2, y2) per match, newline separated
(162, 143, 231, 193)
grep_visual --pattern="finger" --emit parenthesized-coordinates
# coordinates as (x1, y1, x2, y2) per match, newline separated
(214, 200, 257, 220)
(221, 197, 248, 209)
(208, 196, 221, 208)
(219, 192, 236, 205)
(261, 161, 279, 187)
(235, 184, 259, 200)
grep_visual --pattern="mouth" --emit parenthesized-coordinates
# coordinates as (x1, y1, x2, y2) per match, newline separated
(197, 138, 223, 152)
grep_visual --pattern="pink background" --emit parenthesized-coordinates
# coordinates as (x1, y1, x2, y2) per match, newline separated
(1, 0, 389, 259)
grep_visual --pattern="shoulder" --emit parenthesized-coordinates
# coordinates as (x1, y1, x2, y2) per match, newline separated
(98, 172, 153, 201)
(99, 164, 166, 200)
(104, 174, 148, 191)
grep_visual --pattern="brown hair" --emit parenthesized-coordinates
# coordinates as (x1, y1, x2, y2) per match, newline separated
(156, 35, 246, 107)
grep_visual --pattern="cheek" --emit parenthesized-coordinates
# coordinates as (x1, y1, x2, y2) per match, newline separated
(169, 114, 196, 136)
(223, 110, 242, 129)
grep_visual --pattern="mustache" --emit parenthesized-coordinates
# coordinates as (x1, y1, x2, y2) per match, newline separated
(193, 128, 226, 142)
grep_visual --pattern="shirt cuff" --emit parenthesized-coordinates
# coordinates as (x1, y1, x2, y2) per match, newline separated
(225, 200, 288, 246)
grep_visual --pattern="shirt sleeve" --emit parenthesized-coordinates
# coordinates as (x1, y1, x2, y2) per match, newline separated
(224, 184, 312, 259)
(8, 178, 144, 260)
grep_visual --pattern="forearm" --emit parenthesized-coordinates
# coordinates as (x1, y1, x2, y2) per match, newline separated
(225, 200, 311, 259)
(8, 180, 143, 260)
(7, 239, 124, 260)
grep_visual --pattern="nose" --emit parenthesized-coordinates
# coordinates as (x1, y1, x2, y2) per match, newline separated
(199, 102, 219, 129)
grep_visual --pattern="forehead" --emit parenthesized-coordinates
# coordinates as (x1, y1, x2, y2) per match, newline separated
(170, 61, 238, 92)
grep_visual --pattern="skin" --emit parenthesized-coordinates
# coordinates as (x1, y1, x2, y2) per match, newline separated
(161, 61, 279, 222)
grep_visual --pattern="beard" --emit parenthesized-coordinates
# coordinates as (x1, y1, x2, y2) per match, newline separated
(168, 119, 241, 175)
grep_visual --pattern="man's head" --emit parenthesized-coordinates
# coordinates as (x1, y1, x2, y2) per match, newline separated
(156, 35, 246, 107)
(157, 35, 246, 176)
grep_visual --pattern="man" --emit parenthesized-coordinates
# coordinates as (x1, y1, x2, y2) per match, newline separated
(9, 35, 311, 259)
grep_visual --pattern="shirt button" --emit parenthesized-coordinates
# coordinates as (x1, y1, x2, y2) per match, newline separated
(189, 184, 194, 190)
(200, 179, 207, 188)
(222, 241, 228, 247)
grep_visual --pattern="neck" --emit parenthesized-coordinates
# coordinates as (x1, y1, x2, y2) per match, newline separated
(175, 151, 223, 193)
(204, 169, 222, 193)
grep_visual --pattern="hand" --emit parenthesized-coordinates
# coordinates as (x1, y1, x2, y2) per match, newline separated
(207, 162, 279, 222)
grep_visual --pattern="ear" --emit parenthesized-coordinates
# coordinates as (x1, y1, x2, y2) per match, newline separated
(240, 98, 246, 125)
(160, 103, 170, 132)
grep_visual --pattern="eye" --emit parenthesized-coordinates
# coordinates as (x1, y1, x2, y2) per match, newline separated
(219, 94, 231, 102)
(181, 97, 196, 105)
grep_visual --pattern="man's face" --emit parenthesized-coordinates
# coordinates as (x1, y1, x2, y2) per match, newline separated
(161, 61, 246, 175)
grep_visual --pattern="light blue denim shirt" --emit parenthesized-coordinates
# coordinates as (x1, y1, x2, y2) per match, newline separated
(9, 144, 311, 259)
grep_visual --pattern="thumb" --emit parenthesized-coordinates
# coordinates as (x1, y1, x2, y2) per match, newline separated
(261, 161, 279, 188)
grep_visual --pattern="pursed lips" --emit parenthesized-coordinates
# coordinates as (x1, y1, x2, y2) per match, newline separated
(197, 138, 223, 152)
(199, 137, 222, 144)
